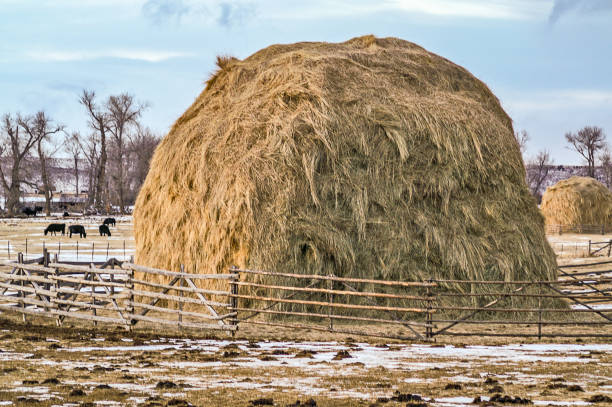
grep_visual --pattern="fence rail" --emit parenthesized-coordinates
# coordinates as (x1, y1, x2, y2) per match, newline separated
(546, 224, 612, 235)
(229, 265, 612, 340)
(0, 252, 611, 340)
(0, 249, 237, 333)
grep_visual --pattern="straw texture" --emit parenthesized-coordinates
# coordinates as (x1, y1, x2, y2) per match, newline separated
(134, 35, 557, 293)
(541, 176, 612, 227)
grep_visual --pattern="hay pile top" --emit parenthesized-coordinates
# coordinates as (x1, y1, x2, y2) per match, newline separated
(134, 35, 556, 286)
(541, 176, 612, 227)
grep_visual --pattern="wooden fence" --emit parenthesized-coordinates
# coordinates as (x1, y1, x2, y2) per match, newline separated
(0, 249, 237, 333)
(587, 239, 612, 256)
(229, 266, 435, 341)
(546, 224, 612, 235)
(0, 251, 611, 340)
(228, 264, 612, 340)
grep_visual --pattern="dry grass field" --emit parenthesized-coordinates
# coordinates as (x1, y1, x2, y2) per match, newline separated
(0, 218, 611, 406)
(0, 315, 611, 407)
(0, 216, 134, 262)
(548, 232, 612, 258)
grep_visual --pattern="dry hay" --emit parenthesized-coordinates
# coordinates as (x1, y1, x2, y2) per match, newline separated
(134, 35, 557, 306)
(541, 176, 612, 227)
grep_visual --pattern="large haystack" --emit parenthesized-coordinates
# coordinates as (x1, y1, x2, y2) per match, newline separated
(134, 35, 556, 291)
(541, 176, 612, 227)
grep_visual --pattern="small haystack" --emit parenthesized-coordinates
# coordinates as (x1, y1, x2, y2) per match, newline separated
(134, 35, 556, 292)
(541, 176, 612, 227)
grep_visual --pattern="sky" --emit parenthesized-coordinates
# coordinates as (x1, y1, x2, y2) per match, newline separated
(0, 0, 611, 164)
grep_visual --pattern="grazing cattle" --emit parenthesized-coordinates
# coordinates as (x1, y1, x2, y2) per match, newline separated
(69, 225, 87, 238)
(44, 223, 65, 236)
(99, 224, 111, 237)
(22, 207, 36, 217)
(103, 217, 116, 227)
(34, 206, 43, 213)
(63, 212, 70, 217)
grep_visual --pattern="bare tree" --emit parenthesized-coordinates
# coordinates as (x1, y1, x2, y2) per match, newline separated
(600, 148, 612, 189)
(565, 126, 606, 178)
(64, 131, 82, 195)
(0, 114, 42, 215)
(514, 129, 529, 157)
(77, 132, 100, 207)
(106, 93, 147, 214)
(526, 150, 553, 203)
(128, 127, 160, 195)
(80, 90, 109, 212)
(18, 112, 64, 216)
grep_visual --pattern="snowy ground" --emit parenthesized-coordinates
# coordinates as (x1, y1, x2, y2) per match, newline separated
(1, 220, 611, 406)
(0, 320, 611, 406)
(547, 233, 612, 258)
(0, 216, 134, 262)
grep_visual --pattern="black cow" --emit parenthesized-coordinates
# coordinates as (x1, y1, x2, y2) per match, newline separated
(99, 224, 111, 237)
(44, 223, 65, 236)
(63, 212, 70, 217)
(103, 217, 116, 227)
(22, 207, 36, 217)
(34, 206, 43, 213)
(69, 225, 87, 238)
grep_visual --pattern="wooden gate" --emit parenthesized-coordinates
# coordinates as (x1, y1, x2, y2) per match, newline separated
(0, 250, 237, 333)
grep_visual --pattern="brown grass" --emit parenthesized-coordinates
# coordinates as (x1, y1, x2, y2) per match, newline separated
(541, 176, 612, 227)
(134, 35, 556, 297)
(1, 316, 611, 407)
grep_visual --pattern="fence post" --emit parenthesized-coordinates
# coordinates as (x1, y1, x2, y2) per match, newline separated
(178, 264, 184, 331)
(127, 262, 134, 332)
(327, 274, 334, 331)
(18, 252, 25, 323)
(537, 283, 542, 341)
(608, 240, 612, 257)
(53, 253, 61, 327)
(602, 225, 605, 235)
(229, 266, 239, 337)
(426, 279, 433, 340)
(7, 240, 10, 260)
(588, 240, 592, 256)
(110, 262, 115, 296)
(25, 238, 28, 258)
(90, 263, 97, 327)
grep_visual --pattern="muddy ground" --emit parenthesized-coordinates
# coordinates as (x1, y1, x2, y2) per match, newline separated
(0, 219, 611, 406)
(0, 316, 611, 407)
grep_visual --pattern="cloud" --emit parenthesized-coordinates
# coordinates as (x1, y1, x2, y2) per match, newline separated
(142, 0, 255, 27)
(217, 1, 255, 27)
(260, 0, 549, 21)
(549, 0, 612, 23)
(503, 89, 612, 112)
(142, 0, 192, 25)
(390, 0, 544, 20)
(25, 49, 195, 63)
